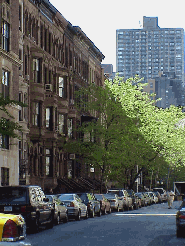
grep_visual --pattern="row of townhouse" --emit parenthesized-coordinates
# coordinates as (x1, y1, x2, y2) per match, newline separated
(0, 0, 105, 192)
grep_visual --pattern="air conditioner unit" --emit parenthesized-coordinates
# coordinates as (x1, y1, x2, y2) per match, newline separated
(69, 153, 75, 159)
(70, 99, 74, 105)
(25, 75, 29, 80)
(45, 84, 53, 91)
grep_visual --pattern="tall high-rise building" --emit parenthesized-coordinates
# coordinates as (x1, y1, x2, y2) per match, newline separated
(116, 16, 184, 84)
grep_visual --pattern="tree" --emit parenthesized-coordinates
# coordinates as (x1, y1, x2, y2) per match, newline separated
(65, 75, 185, 191)
(0, 94, 26, 147)
(107, 75, 185, 188)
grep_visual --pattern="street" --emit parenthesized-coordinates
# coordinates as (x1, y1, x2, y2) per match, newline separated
(27, 200, 185, 246)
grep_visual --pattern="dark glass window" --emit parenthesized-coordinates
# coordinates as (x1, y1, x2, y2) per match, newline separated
(1, 167, 9, 186)
(2, 20, 10, 52)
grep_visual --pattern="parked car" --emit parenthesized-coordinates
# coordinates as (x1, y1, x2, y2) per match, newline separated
(46, 195, 68, 225)
(176, 200, 185, 237)
(107, 189, 133, 210)
(135, 192, 146, 207)
(0, 212, 32, 245)
(0, 185, 54, 233)
(143, 192, 152, 205)
(77, 193, 101, 217)
(104, 194, 124, 212)
(153, 188, 167, 202)
(126, 189, 140, 209)
(94, 194, 111, 214)
(146, 192, 158, 204)
(58, 193, 88, 220)
(152, 191, 162, 203)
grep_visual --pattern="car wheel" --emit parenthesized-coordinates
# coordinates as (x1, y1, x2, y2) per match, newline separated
(75, 210, 81, 221)
(47, 213, 54, 229)
(91, 209, 95, 218)
(63, 213, 68, 223)
(32, 214, 40, 233)
(85, 210, 88, 219)
(98, 209, 101, 217)
(177, 226, 183, 238)
(55, 213, 60, 225)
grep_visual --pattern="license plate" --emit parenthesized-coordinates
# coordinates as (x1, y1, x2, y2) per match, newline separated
(4, 206, 12, 212)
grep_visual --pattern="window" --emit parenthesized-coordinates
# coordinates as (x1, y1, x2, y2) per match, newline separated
(67, 118, 73, 138)
(2, 70, 9, 98)
(46, 107, 52, 130)
(1, 167, 9, 186)
(0, 135, 9, 149)
(33, 58, 40, 83)
(19, 92, 23, 121)
(150, 82, 153, 88)
(58, 114, 65, 135)
(46, 149, 52, 176)
(1, 20, 10, 51)
(32, 102, 40, 126)
(59, 77, 65, 97)
(19, 5, 22, 31)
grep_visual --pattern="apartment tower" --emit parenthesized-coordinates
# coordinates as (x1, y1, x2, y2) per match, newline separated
(116, 16, 184, 84)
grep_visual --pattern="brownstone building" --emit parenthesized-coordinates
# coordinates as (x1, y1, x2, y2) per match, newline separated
(21, 0, 105, 192)
(0, 0, 23, 186)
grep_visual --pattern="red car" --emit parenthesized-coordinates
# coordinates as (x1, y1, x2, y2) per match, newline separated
(94, 194, 111, 214)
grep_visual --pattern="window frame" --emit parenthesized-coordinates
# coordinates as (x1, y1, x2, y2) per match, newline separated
(2, 69, 10, 98)
(1, 20, 10, 52)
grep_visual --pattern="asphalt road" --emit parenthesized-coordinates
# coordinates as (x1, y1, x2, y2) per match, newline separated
(27, 200, 185, 246)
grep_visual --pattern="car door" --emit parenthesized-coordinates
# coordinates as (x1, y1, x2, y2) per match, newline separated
(91, 194, 100, 213)
(78, 196, 86, 217)
(55, 197, 66, 218)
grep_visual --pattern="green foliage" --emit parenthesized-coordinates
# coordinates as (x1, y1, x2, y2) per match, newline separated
(65, 76, 185, 189)
(0, 94, 27, 142)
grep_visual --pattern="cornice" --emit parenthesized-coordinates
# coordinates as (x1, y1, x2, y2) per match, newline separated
(0, 48, 22, 67)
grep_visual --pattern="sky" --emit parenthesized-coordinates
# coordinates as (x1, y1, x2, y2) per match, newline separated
(49, 0, 185, 72)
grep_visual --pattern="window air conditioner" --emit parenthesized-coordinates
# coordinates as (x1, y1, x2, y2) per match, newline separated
(70, 99, 74, 105)
(45, 84, 53, 91)
(69, 153, 75, 159)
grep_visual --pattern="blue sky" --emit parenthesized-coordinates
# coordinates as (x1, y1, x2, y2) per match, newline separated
(50, 0, 185, 71)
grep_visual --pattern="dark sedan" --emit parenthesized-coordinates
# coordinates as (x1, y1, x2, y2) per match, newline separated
(176, 200, 185, 237)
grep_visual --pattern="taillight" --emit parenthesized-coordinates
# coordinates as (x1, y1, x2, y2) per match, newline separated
(21, 206, 26, 213)
(179, 214, 185, 219)
(67, 202, 75, 207)
(87, 202, 91, 208)
(2, 219, 19, 241)
(21, 205, 33, 213)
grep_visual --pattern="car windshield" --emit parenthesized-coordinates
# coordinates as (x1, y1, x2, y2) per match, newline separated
(0, 187, 27, 203)
(104, 194, 115, 199)
(136, 193, 142, 198)
(77, 193, 88, 201)
(108, 190, 119, 195)
(59, 194, 74, 201)
(153, 189, 164, 194)
(94, 194, 103, 200)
